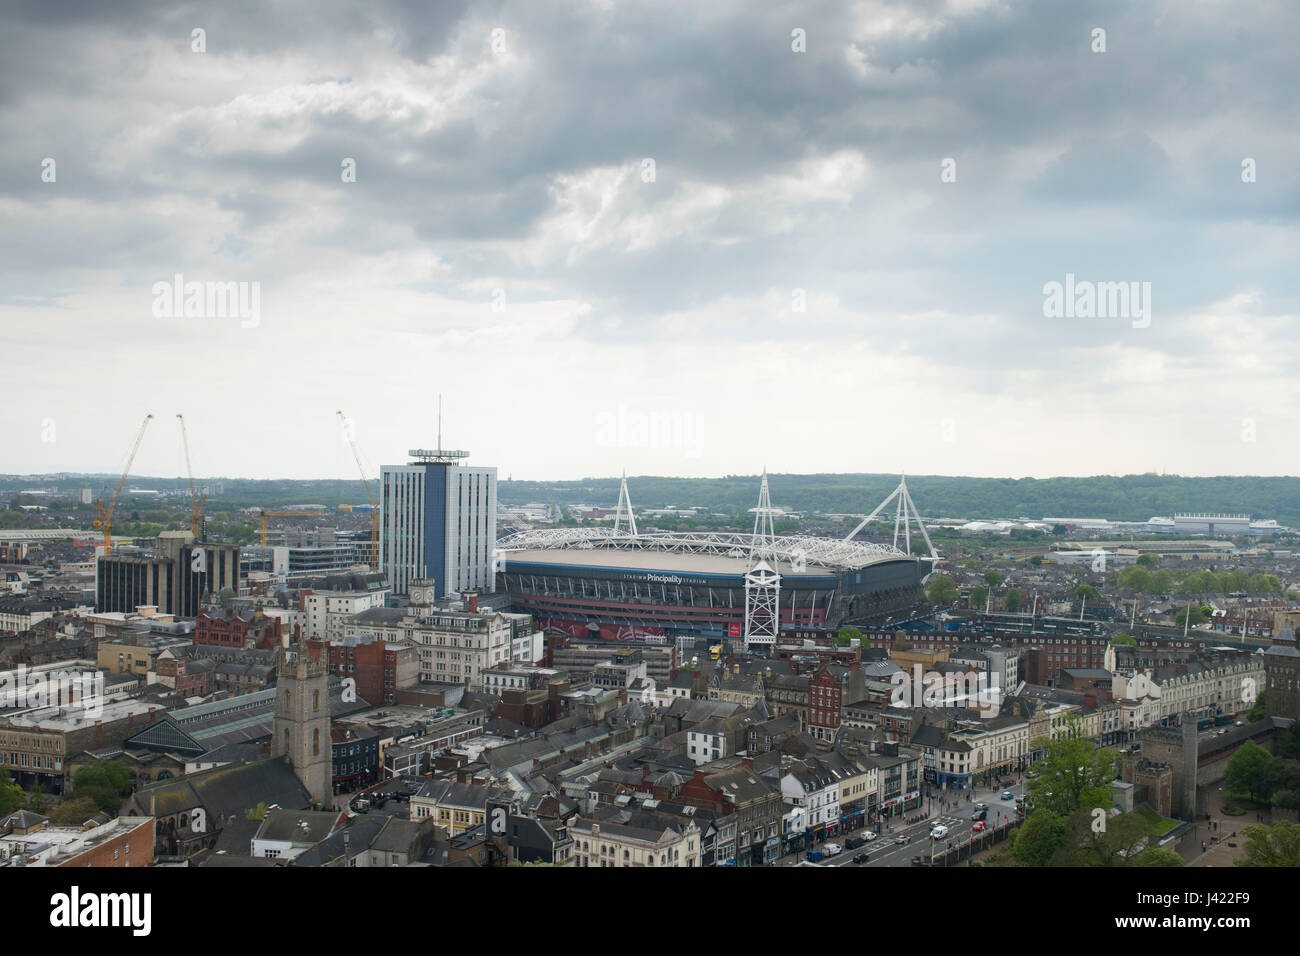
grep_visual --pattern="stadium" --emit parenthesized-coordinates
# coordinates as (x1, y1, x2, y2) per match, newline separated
(495, 477, 935, 644)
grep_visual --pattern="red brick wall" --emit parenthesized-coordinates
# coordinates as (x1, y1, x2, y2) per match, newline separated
(57, 820, 154, 868)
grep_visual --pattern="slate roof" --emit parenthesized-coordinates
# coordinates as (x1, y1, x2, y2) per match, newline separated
(123, 756, 313, 820)
(0, 809, 50, 831)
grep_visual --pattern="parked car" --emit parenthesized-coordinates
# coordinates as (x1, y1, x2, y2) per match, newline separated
(806, 850, 826, 862)
(821, 843, 842, 856)
(845, 836, 866, 850)
(863, 831, 878, 841)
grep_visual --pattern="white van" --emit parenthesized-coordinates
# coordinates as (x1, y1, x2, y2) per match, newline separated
(930, 824, 949, 839)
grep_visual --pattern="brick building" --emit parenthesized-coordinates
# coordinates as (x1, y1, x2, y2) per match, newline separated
(195, 607, 282, 650)
(312, 634, 418, 706)
(807, 664, 843, 742)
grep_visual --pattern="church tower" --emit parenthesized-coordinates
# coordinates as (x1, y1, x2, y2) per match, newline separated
(273, 645, 333, 808)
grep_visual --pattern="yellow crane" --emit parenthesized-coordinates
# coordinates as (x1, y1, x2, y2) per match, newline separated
(94, 413, 153, 554)
(176, 414, 207, 539)
(337, 410, 380, 569)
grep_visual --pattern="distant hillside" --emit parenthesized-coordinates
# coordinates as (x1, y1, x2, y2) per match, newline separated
(4, 472, 1297, 528)
(497, 473, 1300, 528)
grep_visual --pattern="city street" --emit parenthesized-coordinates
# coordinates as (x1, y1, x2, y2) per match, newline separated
(779, 778, 1028, 867)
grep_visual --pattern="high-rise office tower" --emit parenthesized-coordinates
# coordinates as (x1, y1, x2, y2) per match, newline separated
(381, 443, 497, 599)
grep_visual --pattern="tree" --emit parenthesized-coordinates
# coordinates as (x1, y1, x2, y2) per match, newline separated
(971, 586, 988, 609)
(1174, 604, 1213, 630)
(1012, 811, 1070, 866)
(1249, 691, 1267, 723)
(1027, 723, 1116, 816)
(47, 795, 101, 826)
(1029, 555, 1043, 566)
(1136, 553, 1159, 567)
(984, 571, 1003, 589)
(927, 575, 958, 605)
(25, 788, 52, 816)
(1236, 822, 1300, 867)
(0, 768, 25, 817)
(1279, 722, 1300, 760)
(1065, 809, 1157, 866)
(245, 802, 270, 821)
(1261, 759, 1300, 806)
(1110, 634, 1137, 647)
(1225, 740, 1272, 802)
(1004, 588, 1021, 612)
(835, 626, 863, 647)
(1076, 585, 1101, 602)
(1131, 847, 1184, 867)
(69, 761, 133, 814)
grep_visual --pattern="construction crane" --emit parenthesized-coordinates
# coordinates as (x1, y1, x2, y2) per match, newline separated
(176, 414, 207, 539)
(337, 410, 380, 569)
(258, 510, 328, 547)
(94, 414, 153, 554)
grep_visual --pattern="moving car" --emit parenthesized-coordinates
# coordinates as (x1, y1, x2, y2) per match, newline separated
(1000, 791, 1015, 800)
(974, 802, 988, 810)
(972, 809, 987, 822)
(862, 831, 878, 841)
(972, 821, 988, 832)
(896, 834, 910, 845)
(929, 824, 949, 839)
(852, 853, 870, 864)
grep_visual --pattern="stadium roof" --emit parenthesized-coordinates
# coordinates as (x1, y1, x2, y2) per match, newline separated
(497, 528, 911, 573)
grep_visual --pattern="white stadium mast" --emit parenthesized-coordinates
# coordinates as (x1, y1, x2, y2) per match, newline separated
(613, 471, 638, 536)
(844, 474, 938, 560)
(744, 469, 783, 652)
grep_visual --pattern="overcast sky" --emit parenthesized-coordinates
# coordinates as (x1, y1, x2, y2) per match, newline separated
(2, 0, 1297, 486)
